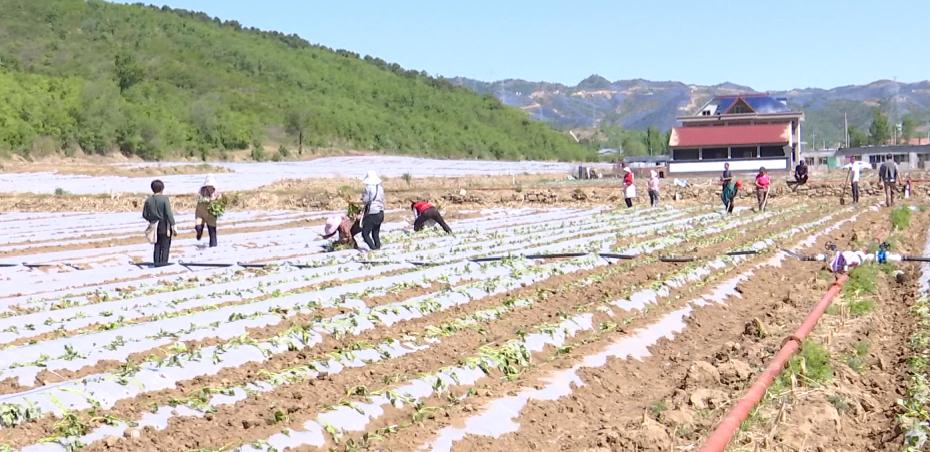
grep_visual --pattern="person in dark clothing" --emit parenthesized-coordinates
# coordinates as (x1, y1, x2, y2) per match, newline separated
(879, 156, 899, 207)
(719, 162, 733, 203)
(721, 180, 740, 215)
(794, 160, 809, 185)
(720, 162, 733, 188)
(360, 171, 385, 250)
(411, 200, 452, 234)
(194, 175, 219, 247)
(142, 180, 176, 267)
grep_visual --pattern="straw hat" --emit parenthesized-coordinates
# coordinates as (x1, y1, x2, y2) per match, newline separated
(362, 170, 382, 185)
(323, 216, 341, 236)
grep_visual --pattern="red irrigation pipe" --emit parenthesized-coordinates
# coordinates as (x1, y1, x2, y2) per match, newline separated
(699, 273, 849, 452)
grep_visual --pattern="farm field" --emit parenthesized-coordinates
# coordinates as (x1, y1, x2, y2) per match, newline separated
(0, 157, 606, 195)
(0, 198, 927, 452)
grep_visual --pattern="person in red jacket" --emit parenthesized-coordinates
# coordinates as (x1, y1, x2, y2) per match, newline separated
(622, 166, 636, 208)
(411, 200, 452, 234)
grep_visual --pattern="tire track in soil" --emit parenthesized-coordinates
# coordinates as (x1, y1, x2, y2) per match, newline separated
(433, 206, 901, 452)
(357, 205, 858, 452)
(70, 207, 817, 451)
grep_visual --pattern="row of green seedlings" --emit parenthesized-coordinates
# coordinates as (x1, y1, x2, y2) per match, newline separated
(613, 203, 763, 248)
(325, 252, 772, 448)
(346, 207, 846, 449)
(71, 207, 799, 450)
(0, 268, 288, 344)
(11, 264, 341, 336)
(438, 207, 688, 258)
(3, 264, 269, 319)
(2, 269, 433, 370)
(86, 257, 609, 449)
(899, 295, 930, 450)
(20, 259, 544, 433)
(625, 205, 791, 255)
(64, 288, 554, 450)
(5, 209, 802, 443)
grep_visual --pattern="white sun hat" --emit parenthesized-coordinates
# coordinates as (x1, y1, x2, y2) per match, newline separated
(203, 175, 217, 187)
(362, 170, 382, 185)
(323, 216, 341, 236)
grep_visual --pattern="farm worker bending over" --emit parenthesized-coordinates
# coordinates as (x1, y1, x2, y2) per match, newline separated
(794, 159, 809, 185)
(879, 156, 898, 207)
(410, 200, 452, 234)
(721, 180, 740, 215)
(622, 166, 636, 208)
(361, 170, 385, 250)
(142, 179, 177, 267)
(321, 215, 361, 250)
(194, 175, 220, 248)
(754, 167, 770, 211)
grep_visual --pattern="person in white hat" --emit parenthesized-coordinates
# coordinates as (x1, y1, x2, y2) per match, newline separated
(321, 215, 360, 250)
(194, 175, 220, 247)
(360, 170, 385, 250)
(622, 165, 636, 208)
(647, 169, 660, 208)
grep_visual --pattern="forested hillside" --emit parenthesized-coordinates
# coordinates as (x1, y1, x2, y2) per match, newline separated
(0, 0, 591, 161)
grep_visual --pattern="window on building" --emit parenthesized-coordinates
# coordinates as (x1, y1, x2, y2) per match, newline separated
(672, 148, 699, 161)
(727, 98, 755, 114)
(731, 146, 757, 159)
(893, 154, 909, 164)
(760, 146, 785, 157)
(701, 148, 728, 160)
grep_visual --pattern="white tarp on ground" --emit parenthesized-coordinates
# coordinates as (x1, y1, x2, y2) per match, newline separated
(0, 156, 604, 195)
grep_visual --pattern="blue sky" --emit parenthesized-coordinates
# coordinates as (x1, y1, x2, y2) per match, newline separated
(112, 0, 928, 90)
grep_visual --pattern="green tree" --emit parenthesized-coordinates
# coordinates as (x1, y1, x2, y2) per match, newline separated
(848, 125, 868, 148)
(622, 135, 647, 156)
(643, 126, 668, 156)
(114, 53, 143, 93)
(868, 108, 890, 145)
(901, 115, 917, 142)
(285, 107, 312, 155)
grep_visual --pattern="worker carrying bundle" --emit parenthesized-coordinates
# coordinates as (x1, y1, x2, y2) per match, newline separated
(410, 200, 452, 234)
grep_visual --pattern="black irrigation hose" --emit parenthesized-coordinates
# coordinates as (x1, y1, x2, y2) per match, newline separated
(659, 256, 697, 263)
(903, 256, 930, 263)
(179, 262, 236, 268)
(598, 253, 637, 260)
(725, 250, 760, 256)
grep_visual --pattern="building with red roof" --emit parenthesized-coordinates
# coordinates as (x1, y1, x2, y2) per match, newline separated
(667, 94, 803, 174)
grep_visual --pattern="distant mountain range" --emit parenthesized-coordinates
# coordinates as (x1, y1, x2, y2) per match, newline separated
(452, 75, 930, 147)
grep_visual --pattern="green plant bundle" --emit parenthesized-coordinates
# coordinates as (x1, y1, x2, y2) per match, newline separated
(207, 195, 230, 218)
(347, 202, 362, 218)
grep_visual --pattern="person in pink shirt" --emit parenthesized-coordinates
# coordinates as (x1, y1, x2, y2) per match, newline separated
(754, 167, 771, 211)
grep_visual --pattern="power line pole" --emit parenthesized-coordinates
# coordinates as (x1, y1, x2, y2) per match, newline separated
(844, 112, 849, 148)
